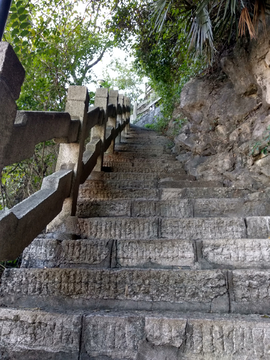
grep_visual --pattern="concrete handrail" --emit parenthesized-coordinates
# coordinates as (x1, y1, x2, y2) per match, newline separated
(0, 42, 130, 260)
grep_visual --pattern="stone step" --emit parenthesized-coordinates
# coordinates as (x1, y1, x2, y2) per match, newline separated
(1, 308, 268, 360)
(104, 152, 174, 161)
(161, 187, 249, 199)
(22, 236, 270, 271)
(78, 185, 249, 201)
(197, 238, 270, 270)
(99, 171, 195, 182)
(114, 144, 165, 154)
(78, 187, 159, 200)
(77, 216, 248, 240)
(81, 179, 157, 190)
(106, 164, 186, 174)
(4, 267, 270, 314)
(67, 311, 270, 360)
(0, 308, 81, 360)
(0, 268, 229, 313)
(159, 179, 223, 188)
(21, 237, 195, 269)
(77, 198, 270, 218)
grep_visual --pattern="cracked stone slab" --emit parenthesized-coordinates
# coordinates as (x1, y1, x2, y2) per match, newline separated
(161, 187, 249, 200)
(78, 217, 159, 239)
(78, 187, 159, 200)
(0, 268, 229, 313)
(161, 217, 246, 240)
(0, 308, 81, 360)
(79, 311, 270, 360)
(132, 199, 193, 218)
(230, 269, 270, 314)
(116, 239, 195, 268)
(199, 238, 270, 269)
(246, 216, 270, 238)
(21, 238, 114, 269)
(77, 199, 132, 217)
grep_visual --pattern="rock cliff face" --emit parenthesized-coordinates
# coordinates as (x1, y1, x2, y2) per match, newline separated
(172, 24, 270, 190)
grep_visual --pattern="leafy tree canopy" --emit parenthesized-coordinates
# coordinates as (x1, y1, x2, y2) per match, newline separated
(4, 0, 115, 111)
(102, 58, 145, 103)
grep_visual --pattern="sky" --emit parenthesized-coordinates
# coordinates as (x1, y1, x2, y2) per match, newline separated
(75, 1, 148, 101)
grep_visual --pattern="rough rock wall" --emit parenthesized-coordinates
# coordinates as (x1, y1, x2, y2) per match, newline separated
(172, 24, 270, 190)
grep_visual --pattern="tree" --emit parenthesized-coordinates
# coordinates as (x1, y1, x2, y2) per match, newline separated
(4, 0, 114, 111)
(0, 0, 115, 211)
(108, 0, 204, 125)
(102, 58, 145, 103)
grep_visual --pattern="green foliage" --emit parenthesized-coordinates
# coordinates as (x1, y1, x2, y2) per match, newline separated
(0, 141, 58, 210)
(4, 0, 114, 111)
(102, 59, 144, 103)
(108, 0, 206, 131)
(1, 0, 116, 214)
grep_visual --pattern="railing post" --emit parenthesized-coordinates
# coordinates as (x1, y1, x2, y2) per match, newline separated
(106, 89, 118, 154)
(124, 96, 130, 135)
(0, 42, 25, 173)
(116, 94, 124, 144)
(47, 86, 89, 233)
(91, 88, 108, 171)
(132, 101, 137, 123)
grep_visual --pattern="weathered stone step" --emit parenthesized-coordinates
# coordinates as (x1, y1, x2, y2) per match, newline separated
(106, 163, 185, 174)
(77, 216, 248, 240)
(0, 308, 268, 360)
(0, 308, 81, 360)
(104, 152, 174, 161)
(80, 178, 158, 190)
(3, 267, 270, 314)
(161, 187, 249, 199)
(22, 236, 270, 271)
(0, 268, 229, 313)
(21, 237, 195, 269)
(197, 238, 270, 269)
(159, 179, 223, 188)
(99, 171, 195, 181)
(77, 198, 270, 218)
(114, 144, 165, 154)
(78, 187, 159, 200)
(76, 311, 270, 360)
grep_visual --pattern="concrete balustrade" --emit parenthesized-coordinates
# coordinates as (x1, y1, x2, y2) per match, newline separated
(0, 42, 130, 260)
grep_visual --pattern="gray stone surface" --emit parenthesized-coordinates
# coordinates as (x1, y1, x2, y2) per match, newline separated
(0, 308, 81, 360)
(77, 199, 131, 217)
(0, 42, 25, 100)
(161, 187, 248, 200)
(198, 238, 270, 269)
(161, 217, 246, 240)
(159, 180, 223, 188)
(78, 217, 159, 239)
(116, 239, 195, 268)
(0, 268, 228, 312)
(21, 238, 113, 268)
(79, 311, 270, 360)
(81, 313, 144, 360)
(230, 269, 270, 314)
(195, 199, 270, 217)
(246, 216, 270, 238)
(78, 187, 159, 200)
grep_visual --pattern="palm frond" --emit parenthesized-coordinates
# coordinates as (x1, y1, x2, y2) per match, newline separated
(239, 7, 256, 38)
(151, 0, 173, 32)
(188, 6, 215, 62)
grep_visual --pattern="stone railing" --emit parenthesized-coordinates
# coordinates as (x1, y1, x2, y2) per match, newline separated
(0, 42, 130, 261)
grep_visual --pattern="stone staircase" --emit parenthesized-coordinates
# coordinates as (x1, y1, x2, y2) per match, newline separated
(1, 125, 270, 359)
